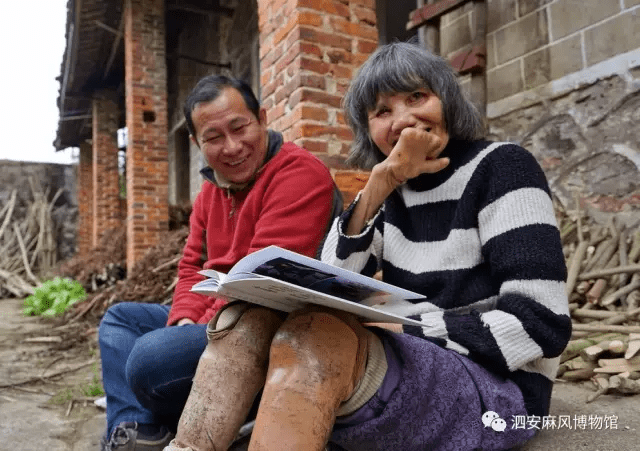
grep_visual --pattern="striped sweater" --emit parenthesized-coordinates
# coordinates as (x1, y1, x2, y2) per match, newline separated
(321, 139, 572, 417)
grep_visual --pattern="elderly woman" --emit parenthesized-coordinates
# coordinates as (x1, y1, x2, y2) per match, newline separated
(318, 42, 572, 450)
(167, 42, 571, 451)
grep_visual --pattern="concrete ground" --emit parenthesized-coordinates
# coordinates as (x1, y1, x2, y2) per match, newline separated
(1, 296, 638, 450)
(520, 382, 639, 451)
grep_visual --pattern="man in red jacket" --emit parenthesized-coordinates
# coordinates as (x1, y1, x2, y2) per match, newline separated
(98, 75, 339, 451)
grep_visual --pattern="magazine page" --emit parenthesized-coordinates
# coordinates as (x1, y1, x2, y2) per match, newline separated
(227, 246, 425, 304)
(191, 277, 222, 294)
(198, 269, 225, 283)
(193, 276, 425, 327)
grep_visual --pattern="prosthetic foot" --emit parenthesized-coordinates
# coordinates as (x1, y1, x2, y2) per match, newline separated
(248, 308, 386, 451)
(166, 303, 284, 451)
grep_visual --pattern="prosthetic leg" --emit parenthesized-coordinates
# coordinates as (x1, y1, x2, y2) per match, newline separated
(167, 303, 284, 451)
(248, 308, 385, 451)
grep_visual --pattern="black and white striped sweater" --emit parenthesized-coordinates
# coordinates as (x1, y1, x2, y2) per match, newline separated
(321, 139, 572, 417)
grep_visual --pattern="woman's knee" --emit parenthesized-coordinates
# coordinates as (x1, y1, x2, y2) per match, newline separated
(267, 310, 366, 393)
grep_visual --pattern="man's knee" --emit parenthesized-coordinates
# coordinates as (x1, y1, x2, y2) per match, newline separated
(199, 303, 285, 370)
(98, 303, 129, 345)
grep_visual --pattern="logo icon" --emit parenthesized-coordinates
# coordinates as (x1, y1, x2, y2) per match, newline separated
(482, 411, 506, 432)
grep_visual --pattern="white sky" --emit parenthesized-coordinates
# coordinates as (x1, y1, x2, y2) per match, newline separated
(0, 1, 75, 164)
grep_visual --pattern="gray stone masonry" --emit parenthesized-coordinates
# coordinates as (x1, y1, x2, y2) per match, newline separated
(549, 0, 620, 40)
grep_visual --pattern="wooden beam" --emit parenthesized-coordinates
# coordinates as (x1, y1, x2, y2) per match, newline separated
(103, 9, 125, 80)
(60, 114, 93, 122)
(167, 3, 234, 19)
(172, 53, 231, 69)
(407, 0, 473, 31)
(170, 117, 186, 136)
(94, 20, 121, 36)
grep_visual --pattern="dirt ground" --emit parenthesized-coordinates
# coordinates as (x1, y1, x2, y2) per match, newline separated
(1, 296, 639, 451)
(0, 297, 105, 450)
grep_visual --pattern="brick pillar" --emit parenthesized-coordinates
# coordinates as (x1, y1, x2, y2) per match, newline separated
(77, 142, 94, 255)
(124, 0, 169, 271)
(92, 94, 122, 246)
(258, 0, 378, 170)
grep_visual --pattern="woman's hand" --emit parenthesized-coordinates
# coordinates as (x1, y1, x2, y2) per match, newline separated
(345, 127, 449, 236)
(375, 127, 449, 191)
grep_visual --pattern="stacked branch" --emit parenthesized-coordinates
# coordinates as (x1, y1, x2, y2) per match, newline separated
(0, 180, 63, 298)
(60, 204, 191, 322)
(556, 199, 640, 399)
(57, 227, 127, 292)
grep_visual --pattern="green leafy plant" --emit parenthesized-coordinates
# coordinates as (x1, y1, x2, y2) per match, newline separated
(81, 363, 105, 397)
(23, 277, 86, 317)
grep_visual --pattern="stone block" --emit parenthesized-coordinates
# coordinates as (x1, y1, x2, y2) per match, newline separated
(442, 1, 473, 25)
(441, 14, 472, 56)
(523, 47, 550, 89)
(495, 10, 548, 64)
(585, 11, 640, 66)
(549, 0, 620, 40)
(518, 0, 553, 17)
(487, 0, 517, 33)
(549, 35, 583, 80)
(487, 34, 496, 69)
(487, 59, 523, 102)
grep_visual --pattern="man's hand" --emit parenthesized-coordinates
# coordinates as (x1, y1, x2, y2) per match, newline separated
(376, 127, 449, 189)
(177, 318, 196, 326)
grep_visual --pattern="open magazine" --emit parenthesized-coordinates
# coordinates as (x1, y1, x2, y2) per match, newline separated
(191, 245, 427, 326)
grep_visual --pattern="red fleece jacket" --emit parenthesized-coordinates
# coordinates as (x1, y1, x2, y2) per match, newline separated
(167, 142, 336, 326)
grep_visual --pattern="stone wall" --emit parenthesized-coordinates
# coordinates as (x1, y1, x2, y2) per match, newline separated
(436, 0, 640, 220)
(440, 0, 640, 103)
(488, 72, 640, 225)
(0, 160, 78, 261)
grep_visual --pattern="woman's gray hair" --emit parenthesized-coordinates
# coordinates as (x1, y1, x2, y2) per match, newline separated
(343, 41, 485, 169)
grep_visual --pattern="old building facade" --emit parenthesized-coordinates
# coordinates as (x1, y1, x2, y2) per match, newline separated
(56, 0, 640, 270)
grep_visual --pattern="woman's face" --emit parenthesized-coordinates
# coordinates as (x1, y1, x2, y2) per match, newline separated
(367, 89, 449, 157)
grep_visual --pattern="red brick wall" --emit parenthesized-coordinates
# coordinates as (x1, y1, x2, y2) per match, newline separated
(77, 142, 93, 255)
(92, 95, 122, 246)
(124, 0, 169, 271)
(258, 0, 378, 171)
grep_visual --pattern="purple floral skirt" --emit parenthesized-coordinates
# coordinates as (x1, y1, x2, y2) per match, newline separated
(328, 331, 536, 451)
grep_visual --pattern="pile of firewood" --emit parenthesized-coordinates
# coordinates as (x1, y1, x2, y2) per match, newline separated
(0, 180, 62, 298)
(57, 227, 127, 292)
(556, 199, 640, 400)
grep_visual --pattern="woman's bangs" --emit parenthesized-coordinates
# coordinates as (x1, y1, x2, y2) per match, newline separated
(362, 62, 425, 112)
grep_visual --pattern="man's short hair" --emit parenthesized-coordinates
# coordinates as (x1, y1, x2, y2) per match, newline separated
(183, 75, 261, 137)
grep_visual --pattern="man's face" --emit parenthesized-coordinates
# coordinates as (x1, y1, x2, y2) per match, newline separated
(191, 87, 268, 184)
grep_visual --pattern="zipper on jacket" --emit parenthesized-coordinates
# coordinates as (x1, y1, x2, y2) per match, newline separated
(226, 188, 237, 223)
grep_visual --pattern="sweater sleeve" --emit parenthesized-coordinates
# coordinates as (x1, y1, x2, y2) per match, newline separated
(168, 190, 222, 326)
(320, 191, 384, 278)
(404, 144, 572, 375)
